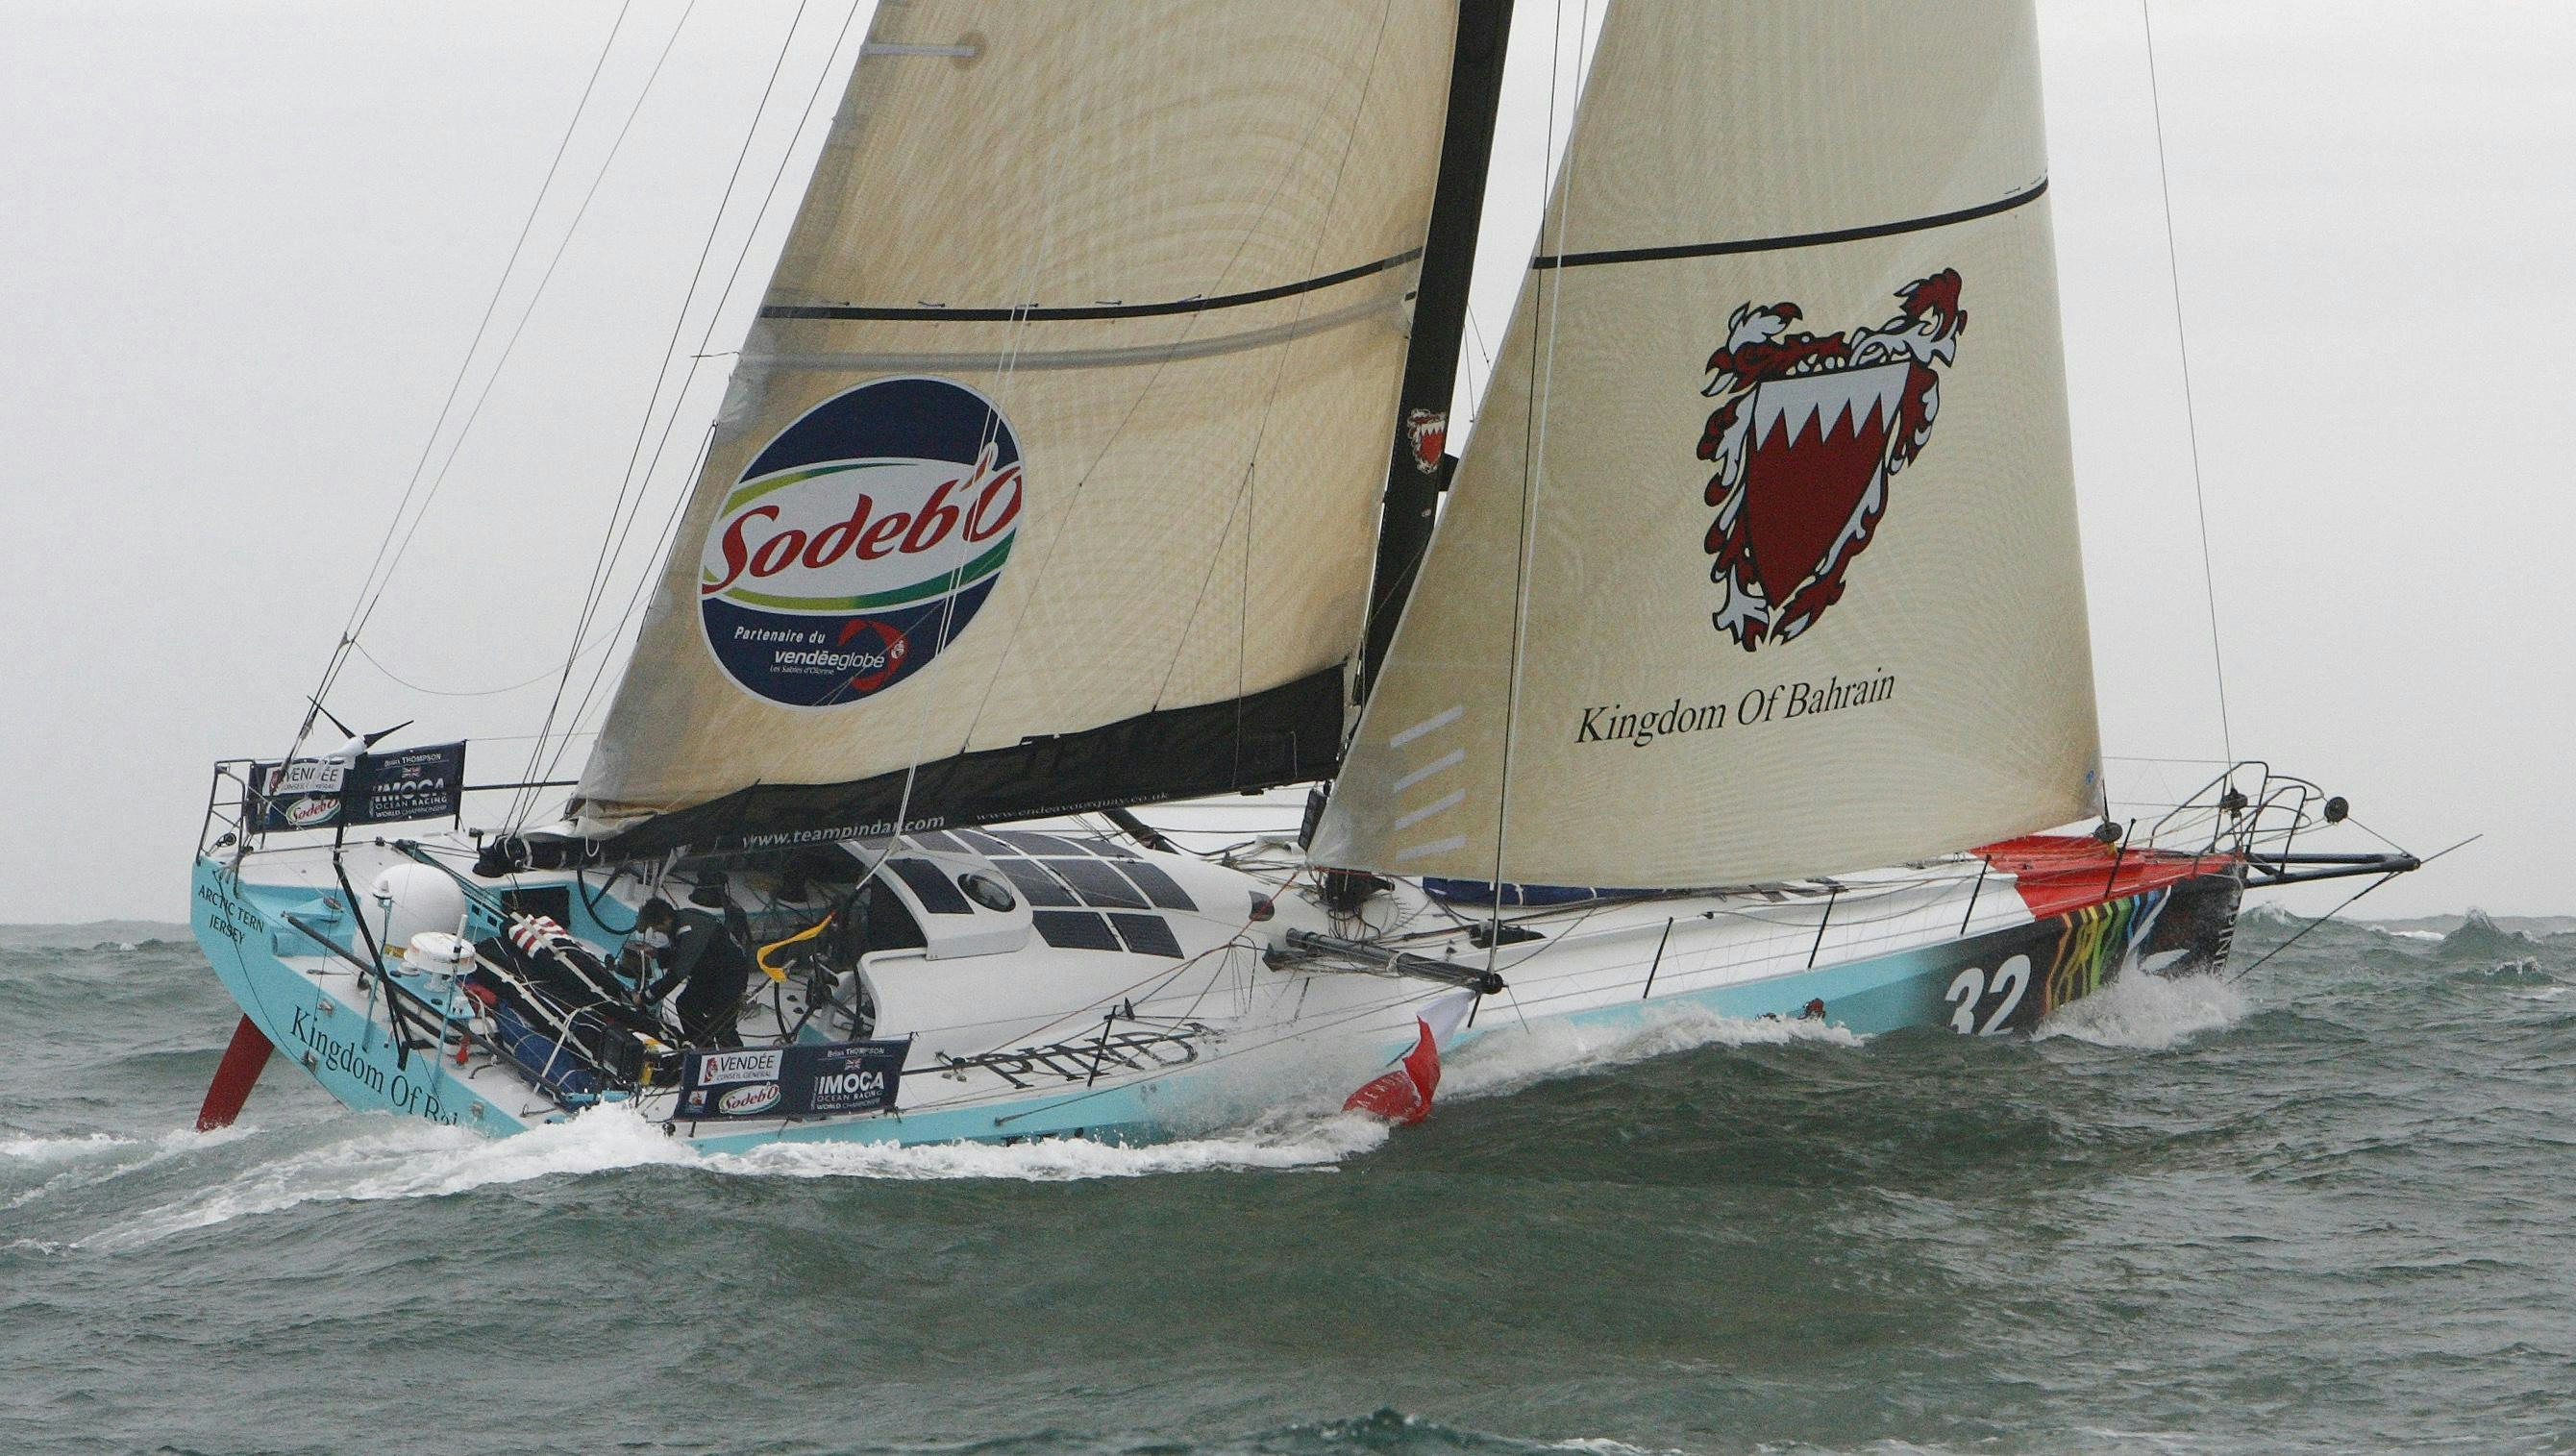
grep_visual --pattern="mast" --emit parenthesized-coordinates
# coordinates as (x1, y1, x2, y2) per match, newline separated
(1358, 0, 1516, 699)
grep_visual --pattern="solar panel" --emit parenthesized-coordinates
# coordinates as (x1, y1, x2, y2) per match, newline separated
(1106, 913, 1183, 958)
(888, 858, 972, 915)
(1031, 910, 1119, 952)
(907, 829, 968, 853)
(1113, 860, 1195, 911)
(993, 857, 1078, 907)
(1047, 857, 1148, 909)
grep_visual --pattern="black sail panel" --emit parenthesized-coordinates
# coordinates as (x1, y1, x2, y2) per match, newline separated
(596, 667, 1344, 858)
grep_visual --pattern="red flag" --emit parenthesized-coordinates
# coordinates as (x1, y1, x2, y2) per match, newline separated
(1343, 1017, 1442, 1124)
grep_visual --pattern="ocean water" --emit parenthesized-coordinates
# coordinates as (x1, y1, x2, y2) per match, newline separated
(3, 914, 2571, 1454)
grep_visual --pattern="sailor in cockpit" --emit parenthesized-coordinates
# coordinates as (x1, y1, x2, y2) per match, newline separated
(626, 894, 757, 1049)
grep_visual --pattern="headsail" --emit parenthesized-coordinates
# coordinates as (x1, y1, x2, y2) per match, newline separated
(574, 1, 1459, 855)
(1314, 0, 2104, 888)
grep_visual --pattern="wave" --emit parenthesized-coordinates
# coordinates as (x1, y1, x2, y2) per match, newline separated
(2035, 970, 2247, 1050)
(71, 1004, 1882, 1244)
(79, 1103, 1395, 1247)
(1, 1131, 140, 1166)
(5, 1124, 258, 1215)
(1443, 1000, 1867, 1103)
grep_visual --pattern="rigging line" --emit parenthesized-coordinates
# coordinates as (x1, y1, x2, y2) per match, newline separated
(514, 0, 811, 823)
(2224, 831, 2467, 982)
(284, 0, 634, 766)
(941, 11, 1402, 769)
(1488, 0, 1582, 974)
(341, 0, 700, 829)
(351, 635, 616, 700)
(527, 0, 873, 815)
(2226, 873, 2398, 982)
(345, 0, 697, 661)
(531, 420, 723, 805)
(1219, 0, 1399, 779)
(324, 0, 638, 655)
(2142, 0, 2234, 766)
(839, 12, 1076, 876)
(551, 0, 816, 676)
(1461, 307, 1496, 425)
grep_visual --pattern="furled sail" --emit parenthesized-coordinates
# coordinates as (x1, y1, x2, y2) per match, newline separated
(575, 2, 1459, 854)
(1314, 0, 2103, 888)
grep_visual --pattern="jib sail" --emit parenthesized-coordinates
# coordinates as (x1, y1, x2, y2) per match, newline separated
(573, 2, 1460, 854)
(1314, 0, 2105, 888)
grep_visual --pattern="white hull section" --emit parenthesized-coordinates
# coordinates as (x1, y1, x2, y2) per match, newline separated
(190, 804, 2238, 1149)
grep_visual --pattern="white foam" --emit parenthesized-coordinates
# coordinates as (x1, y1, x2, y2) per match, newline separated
(76, 1004, 1879, 1246)
(5, 1124, 260, 1212)
(84, 1111, 683, 1248)
(706, 1111, 1387, 1182)
(2035, 971, 2247, 1050)
(0, 1132, 138, 1165)
(1443, 1000, 1866, 1103)
(83, 1102, 1393, 1247)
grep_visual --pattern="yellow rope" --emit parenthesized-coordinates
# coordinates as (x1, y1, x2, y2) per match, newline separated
(755, 913, 834, 983)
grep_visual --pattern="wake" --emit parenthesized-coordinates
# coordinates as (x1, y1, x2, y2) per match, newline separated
(70, 1005, 1875, 1246)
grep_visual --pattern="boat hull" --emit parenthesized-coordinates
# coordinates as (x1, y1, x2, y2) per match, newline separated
(190, 854, 2241, 1149)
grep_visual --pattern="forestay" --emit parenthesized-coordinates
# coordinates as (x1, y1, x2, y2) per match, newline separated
(1316, 0, 2104, 888)
(577, 1, 1457, 854)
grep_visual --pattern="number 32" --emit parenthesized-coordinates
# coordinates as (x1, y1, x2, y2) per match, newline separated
(1945, 953, 2031, 1035)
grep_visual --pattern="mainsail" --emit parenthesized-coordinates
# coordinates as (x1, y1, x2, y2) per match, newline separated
(1316, 0, 2104, 888)
(575, 1, 1460, 854)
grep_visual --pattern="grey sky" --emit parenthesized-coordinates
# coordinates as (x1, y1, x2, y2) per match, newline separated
(1, 1, 2562, 923)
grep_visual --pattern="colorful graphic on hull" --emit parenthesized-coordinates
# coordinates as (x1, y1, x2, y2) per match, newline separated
(699, 376, 1023, 707)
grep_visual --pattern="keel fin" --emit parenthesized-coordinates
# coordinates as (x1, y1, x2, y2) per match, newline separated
(1342, 988, 1478, 1125)
(1344, 1019, 1442, 1124)
(196, 1015, 274, 1132)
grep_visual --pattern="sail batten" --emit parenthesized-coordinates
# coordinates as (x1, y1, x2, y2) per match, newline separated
(1316, 0, 2103, 889)
(576, 2, 1462, 854)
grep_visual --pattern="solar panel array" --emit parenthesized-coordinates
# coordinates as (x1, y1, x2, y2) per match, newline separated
(906, 829, 1195, 958)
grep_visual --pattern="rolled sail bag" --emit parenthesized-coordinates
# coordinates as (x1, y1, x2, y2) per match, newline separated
(468, 915, 676, 1090)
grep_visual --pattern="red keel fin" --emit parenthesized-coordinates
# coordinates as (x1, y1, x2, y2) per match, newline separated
(1343, 1018, 1443, 1125)
(196, 1015, 274, 1132)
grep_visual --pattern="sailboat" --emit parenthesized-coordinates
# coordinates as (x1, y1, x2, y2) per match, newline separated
(187, 0, 2415, 1148)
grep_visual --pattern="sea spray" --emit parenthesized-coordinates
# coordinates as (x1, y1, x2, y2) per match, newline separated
(2034, 971, 2247, 1049)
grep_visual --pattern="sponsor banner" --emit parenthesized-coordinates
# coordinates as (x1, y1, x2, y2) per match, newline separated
(247, 742, 466, 833)
(353, 742, 466, 825)
(247, 758, 348, 833)
(692, 1049, 782, 1086)
(677, 1038, 910, 1121)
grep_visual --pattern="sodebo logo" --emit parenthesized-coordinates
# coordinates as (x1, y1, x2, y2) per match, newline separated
(717, 1082, 783, 1116)
(699, 376, 1023, 707)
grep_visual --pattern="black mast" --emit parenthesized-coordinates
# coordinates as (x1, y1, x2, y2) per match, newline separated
(1357, 0, 1516, 699)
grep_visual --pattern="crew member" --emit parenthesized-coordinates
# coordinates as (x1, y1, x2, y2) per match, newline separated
(633, 893, 756, 1048)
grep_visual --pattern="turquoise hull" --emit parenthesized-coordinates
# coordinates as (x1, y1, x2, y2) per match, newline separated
(190, 856, 2241, 1148)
